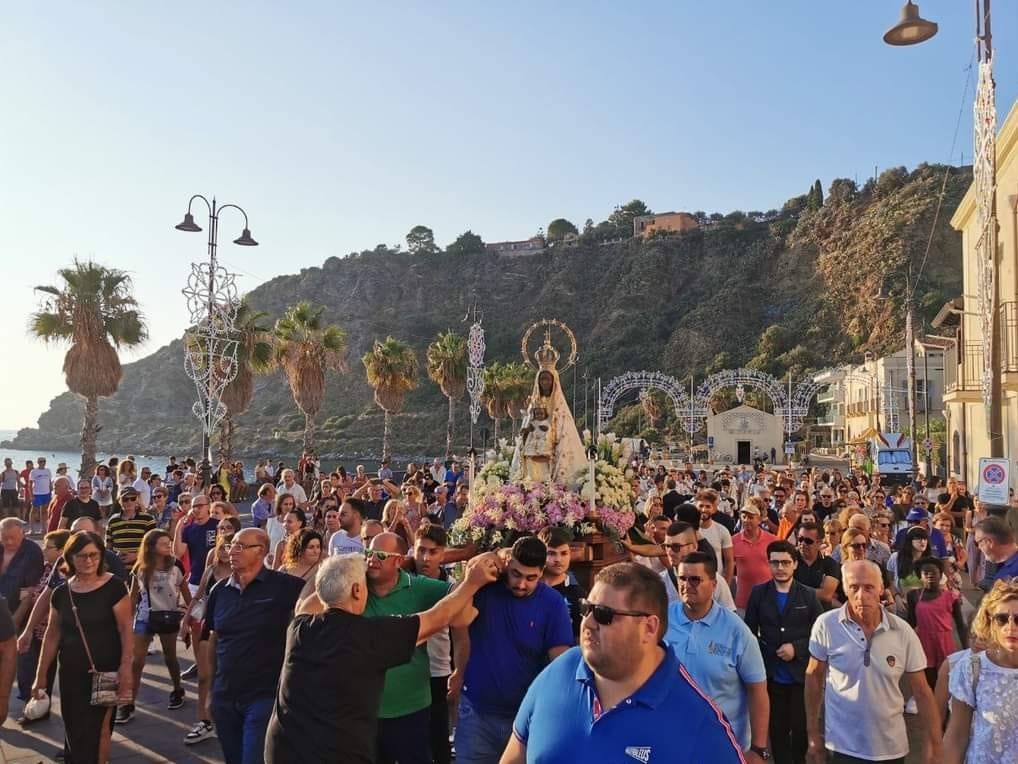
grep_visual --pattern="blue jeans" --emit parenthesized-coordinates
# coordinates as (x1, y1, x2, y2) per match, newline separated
(211, 693, 275, 764)
(454, 695, 515, 764)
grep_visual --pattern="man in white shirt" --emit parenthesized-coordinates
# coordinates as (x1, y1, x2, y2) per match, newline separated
(276, 469, 309, 509)
(327, 498, 365, 555)
(805, 560, 940, 763)
(28, 457, 53, 534)
(132, 466, 153, 509)
(696, 489, 734, 583)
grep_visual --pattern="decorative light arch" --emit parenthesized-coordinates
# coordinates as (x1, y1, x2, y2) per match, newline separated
(597, 371, 698, 433)
(691, 368, 800, 432)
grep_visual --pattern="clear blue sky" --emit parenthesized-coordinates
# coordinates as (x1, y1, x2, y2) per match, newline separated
(2, 1, 1015, 430)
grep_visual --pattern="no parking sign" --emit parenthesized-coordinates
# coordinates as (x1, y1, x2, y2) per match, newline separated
(978, 458, 1010, 504)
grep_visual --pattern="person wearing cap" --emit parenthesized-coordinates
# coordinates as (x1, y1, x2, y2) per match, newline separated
(732, 502, 777, 613)
(893, 508, 947, 558)
(378, 459, 394, 483)
(105, 487, 155, 566)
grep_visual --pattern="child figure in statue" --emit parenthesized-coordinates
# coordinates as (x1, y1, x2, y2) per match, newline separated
(519, 404, 554, 483)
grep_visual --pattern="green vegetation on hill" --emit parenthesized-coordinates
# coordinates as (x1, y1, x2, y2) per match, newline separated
(6, 164, 970, 458)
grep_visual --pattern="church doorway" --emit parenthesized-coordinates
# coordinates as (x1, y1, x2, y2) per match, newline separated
(737, 440, 751, 464)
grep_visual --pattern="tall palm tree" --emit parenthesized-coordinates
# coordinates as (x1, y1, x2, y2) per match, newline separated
(218, 300, 274, 461)
(30, 259, 147, 478)
(426, 330, 467, 459)
(363, 336, 419, 461)
(273, 302, 347, 451)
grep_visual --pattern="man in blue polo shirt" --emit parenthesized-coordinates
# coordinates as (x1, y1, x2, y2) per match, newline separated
(454, 536, 573, 763)
(663, 551, 770, 762)
(502, 561, 744, 764)
(202, 527, 306, 764)
(975, 515, 1018, 582)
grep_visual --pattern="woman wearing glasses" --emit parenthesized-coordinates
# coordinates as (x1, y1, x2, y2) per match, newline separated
(32, 531, 133, 764)
(943, 578, 1018, 763)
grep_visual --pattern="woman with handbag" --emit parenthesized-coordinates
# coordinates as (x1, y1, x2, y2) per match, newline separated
(120, 529, 191, 724)
(31, 531, 133, 764)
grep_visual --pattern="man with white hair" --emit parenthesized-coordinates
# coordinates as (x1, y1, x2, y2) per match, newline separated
(805, 560, 940, 763)
(0, 517, 44, 704)
(276, 469, 309, 510)
(264, 550, 501, 764)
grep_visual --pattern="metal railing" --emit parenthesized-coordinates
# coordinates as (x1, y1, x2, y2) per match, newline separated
(1001, 302, 1018, 373)
(945, 341, 983, 393)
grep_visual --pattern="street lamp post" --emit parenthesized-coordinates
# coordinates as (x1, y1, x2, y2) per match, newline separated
(883, 0, 1003, 460)
(175, 195, 258, 490)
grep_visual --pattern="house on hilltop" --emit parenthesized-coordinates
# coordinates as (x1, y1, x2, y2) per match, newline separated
(633, 211, 699, 238)
(485, 235, 546, 257)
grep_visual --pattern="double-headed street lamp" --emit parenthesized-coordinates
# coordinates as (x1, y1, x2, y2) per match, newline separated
(175, 195, 259, 489)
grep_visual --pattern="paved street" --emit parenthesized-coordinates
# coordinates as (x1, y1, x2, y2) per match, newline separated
(2, 645, 224, 764)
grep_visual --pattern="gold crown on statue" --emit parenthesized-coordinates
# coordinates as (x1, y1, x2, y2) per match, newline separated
(533, 328, 561, 370)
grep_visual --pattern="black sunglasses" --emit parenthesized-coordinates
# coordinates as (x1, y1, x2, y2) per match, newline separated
(848, 542, 868, 550)
(579, 599, 651, 626)
(796, 537, 816, 545)
(992, 613, 1018, 627)
(676, 575, 704, 586)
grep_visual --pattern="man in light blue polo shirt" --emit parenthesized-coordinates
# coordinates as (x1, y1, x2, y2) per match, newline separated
(663, 551, 771, 762)
(502, 561, 744, 764)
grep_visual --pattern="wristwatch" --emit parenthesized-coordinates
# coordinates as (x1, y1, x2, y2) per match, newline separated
(749, 745, 771, 760)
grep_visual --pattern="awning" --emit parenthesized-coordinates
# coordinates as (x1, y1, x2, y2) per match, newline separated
(847, 426, 879, 445)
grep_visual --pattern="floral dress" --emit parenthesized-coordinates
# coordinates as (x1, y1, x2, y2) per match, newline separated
(949, 650, 1018, 764)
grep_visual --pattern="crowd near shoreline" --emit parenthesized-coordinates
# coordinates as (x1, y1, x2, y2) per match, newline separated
(2, 451, 1018, 764)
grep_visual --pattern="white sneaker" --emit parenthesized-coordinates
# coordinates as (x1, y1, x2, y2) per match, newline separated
(184, 719, 215, 744)
(905, 697, 918, 714)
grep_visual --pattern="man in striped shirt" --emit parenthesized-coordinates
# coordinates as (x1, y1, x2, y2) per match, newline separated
(105, 487, 155, 566)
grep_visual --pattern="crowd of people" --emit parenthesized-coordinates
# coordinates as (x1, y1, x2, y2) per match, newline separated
(2, 450, 1018, 764)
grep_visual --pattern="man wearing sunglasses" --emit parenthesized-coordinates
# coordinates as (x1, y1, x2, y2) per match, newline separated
(662, 551, 769, 760)
(659, 521, 736, 611)
(805, 560, 940, 764)
(502, 562, 744, 764)
(792, 523, 840, 608)
(454, 536, 573, 763)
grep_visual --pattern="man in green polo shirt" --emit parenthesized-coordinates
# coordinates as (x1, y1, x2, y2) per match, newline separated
(365, 532, 453, 764)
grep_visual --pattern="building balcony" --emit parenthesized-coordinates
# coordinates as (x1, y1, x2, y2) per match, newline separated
(815, 413, 841, 426)
(944, 340, 983, 398)
(816, 390, 836, 404)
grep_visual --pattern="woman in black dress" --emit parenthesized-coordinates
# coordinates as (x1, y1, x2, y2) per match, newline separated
(32, 531, 134, 764)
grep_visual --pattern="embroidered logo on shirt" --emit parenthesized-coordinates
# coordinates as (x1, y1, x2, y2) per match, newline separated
(625, 746, 652, 763)
(706, 640, 732, 658)
(886, 655, 896, 668)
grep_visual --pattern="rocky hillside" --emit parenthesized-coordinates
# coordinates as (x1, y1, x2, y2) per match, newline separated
(6, 164, 970, 459)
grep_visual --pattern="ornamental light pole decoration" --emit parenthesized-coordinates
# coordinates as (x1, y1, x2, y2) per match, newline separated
(175, 195, 259, 489)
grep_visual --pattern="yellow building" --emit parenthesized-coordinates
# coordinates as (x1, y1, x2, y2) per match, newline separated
(940, 99, 1018, 486)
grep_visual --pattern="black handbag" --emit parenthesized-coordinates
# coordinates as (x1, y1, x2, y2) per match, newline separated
(145, 579, 183, 634)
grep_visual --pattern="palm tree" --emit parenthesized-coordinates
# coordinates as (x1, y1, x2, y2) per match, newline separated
(30, 259, 147, 478)
(481, 362, 510, 443)
(502, 362, 535, 436)
(363, 336, 419, 461)
(218, 300, 273, 460)
(273, 302, 347, 451)
(426, 330, 467, 459)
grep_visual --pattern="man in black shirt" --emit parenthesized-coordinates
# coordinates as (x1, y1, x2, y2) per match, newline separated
(264, 550, 501, 764)
(538, 527, 586, 637)
(58, 479, 102, 530)
(791, 523, 840, 608)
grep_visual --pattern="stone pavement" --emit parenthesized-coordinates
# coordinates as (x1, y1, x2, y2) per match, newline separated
(2, 645, 224, 764)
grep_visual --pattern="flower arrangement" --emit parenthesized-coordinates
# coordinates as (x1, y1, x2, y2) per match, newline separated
(452, 432, 636, 550)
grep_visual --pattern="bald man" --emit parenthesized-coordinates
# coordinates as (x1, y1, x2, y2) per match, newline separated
(202, 527, 306, 764)
(805, 560, 940, 764)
